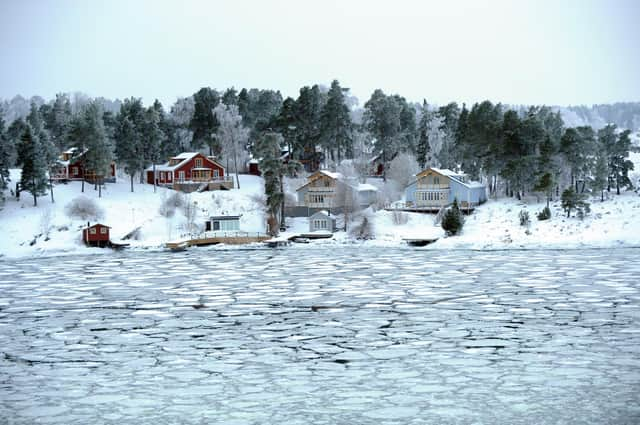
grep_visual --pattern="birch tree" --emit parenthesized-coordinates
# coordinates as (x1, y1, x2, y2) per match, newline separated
(213, 103, 249, 189)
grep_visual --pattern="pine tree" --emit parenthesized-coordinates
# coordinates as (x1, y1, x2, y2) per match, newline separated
(593, 148, 608, 202)
(17, 126, 48, 206)
(561, 187, 590, 218)
(82, 101, 114, 198)
(436, 102, 460, 169)
(0, 112, 12, 202)
(27, 103, 57, 202)
(319, 80, 353, 162)
(610, 129, 634, 195)
(142, 103, 165, 192)
(441, 198, 464, 236)
(363, 89, 403, 180)
(253, 131, 301, 234)
(114, 98, 145, 191)
(190, 87, 220, 155)
(416, 100, 432, 169)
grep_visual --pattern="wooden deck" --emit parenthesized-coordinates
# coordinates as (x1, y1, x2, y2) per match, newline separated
(165, 232, 270, 249)
(385, 202, 476, 214)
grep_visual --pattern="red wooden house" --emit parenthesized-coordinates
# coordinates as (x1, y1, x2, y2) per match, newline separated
(51, 148, 116, 183)
(146, 152, 233, 192)
(83, 223, 111, 247)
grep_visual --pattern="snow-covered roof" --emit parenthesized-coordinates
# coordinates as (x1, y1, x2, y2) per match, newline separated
(318, 170, 343, 180)
(357, 183, 378, 192)
(209, 215, 241, 220)
(145, 152, 225, 172)
(430, 168, 465, 178)
(310, 210, 335, 219)
(174, 152, 199, 159)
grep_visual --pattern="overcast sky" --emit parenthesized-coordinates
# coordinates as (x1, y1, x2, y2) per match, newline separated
(1, 0, 638, 108)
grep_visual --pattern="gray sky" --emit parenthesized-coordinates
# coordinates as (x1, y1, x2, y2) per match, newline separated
(1, 0, 638, 108)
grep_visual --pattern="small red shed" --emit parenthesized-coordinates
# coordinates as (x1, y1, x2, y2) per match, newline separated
(83, 223, 111, 247)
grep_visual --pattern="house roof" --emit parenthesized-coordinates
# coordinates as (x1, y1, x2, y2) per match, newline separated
(146, 152, 225, 172)
(86, 223, 111, 229)
(209, 215, 242, 220)
(408, 167, 486, 190)
(356, 183, 378, 192)
(310, 210, 335, 219)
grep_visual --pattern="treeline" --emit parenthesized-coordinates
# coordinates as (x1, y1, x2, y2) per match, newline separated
(0, 83, 637, 206)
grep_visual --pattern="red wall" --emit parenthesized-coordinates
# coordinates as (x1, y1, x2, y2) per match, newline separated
(148, 154, 225, 184)
(83, 225, 110, 242)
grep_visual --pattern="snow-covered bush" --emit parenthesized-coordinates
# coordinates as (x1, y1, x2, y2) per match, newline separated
(441, 199, 464, 236)
(159, 192, 185, 218)
(40, 208, 54, 240)
(518, 210, 530, 227)
(350, 210, 375, 240)
(64, 196, 104, 221)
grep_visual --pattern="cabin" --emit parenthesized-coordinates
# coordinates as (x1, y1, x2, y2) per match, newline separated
(405, 167, 487, 210)
(146, 152, 233, 192)
(309, 210, 336, 233)
(51, 148, 116, 183)
(296, 170, 378, 211)
(205, 215, 241, 232)
(83, 223, 111, 247)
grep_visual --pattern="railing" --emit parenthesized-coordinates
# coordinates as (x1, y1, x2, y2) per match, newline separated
(179, 231, 268, 239)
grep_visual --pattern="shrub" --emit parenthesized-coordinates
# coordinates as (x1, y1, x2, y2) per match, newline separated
(350, 211, 375, 240)
(441, 199, 464, 236)
(537, 206, 551, 221)
(64, 196, 104, 221)
(518, 210, 530, 227)
(561, 187, 590, 218)
(159, 192, 185, 218)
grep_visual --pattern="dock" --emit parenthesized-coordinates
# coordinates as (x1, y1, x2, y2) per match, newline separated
(165, 232, 270, 250)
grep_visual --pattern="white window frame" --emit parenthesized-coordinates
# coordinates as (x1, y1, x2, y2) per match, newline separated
(195, 158, 203, 168)
(90, 228, 97, 234)
(178, 171, 185, 182)
(100, 227, 107, 234)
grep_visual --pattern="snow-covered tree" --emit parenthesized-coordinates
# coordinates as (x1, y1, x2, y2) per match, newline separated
(214, 103, 249, 189)
(416, 100, 433, 169)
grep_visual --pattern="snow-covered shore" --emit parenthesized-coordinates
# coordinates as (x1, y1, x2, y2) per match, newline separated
(1, 166, 639, 260)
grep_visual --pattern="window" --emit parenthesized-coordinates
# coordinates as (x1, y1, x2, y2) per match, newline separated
(214, 170, 219, 178)
(100, 227, 107, 234)
(309, 194, 325, 204)
(160, 172, 165, 180)
(434, 177, 440, 185)
(90, 228, 96, 234)
(324, 179, 331, 187)
(314, 219, 328, 229)
(213, 221, 220, 231)
(195, 158, 203, 168)
(178, 171, 185, 181)
(72, 167, 79, 176)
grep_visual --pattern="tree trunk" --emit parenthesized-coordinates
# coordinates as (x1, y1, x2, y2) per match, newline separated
(279, 175, 285, 230)
(32, 177, 37, 206)
(130, 174, 134, 193)
(99, 176, 102, 198)
(616, 177, 620, 195)
(153, 164, 156, 193)
(49, 178, 55, 203)
(601, 190, 604, 202)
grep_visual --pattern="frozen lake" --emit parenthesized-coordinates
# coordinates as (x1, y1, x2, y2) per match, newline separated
(1, 247, 639, 424)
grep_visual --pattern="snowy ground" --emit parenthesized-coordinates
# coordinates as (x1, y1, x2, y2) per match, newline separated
(1, 164, 640, 259)
(0, 171, 265, 259)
